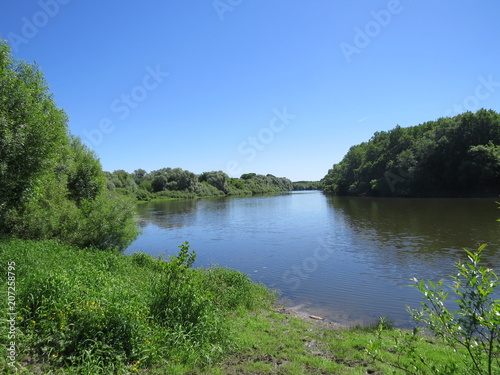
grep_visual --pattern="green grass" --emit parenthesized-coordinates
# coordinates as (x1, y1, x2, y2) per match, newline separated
(0, 238, 272, 374)
(203, 311, 463, 375)
(0, 238, 471, 374)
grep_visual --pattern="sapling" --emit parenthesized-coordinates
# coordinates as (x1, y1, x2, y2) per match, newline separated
(408, 244, 500, 375)
(368, 245, 500, 374)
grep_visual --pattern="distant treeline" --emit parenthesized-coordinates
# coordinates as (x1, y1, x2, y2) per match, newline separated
(292, 181, 322, 190)
(322, 109, 500, 197)
(105, 169, 293, 200)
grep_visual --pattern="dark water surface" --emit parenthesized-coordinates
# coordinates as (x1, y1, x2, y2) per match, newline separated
(125, 191, 500, 327)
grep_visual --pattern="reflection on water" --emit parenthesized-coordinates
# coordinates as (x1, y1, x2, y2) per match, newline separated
(136, 199, 198, 230)
(126, 192, 500, 327)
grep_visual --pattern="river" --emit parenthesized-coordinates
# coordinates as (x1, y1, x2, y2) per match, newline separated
(125, 191, 500, 327)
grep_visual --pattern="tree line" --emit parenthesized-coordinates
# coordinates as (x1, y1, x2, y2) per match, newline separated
(322, 109, 500, 197)
(292, 181, 322, 191)
(105, 169, 294, 200)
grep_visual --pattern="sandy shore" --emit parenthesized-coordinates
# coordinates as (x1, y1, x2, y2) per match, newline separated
(273, 303, 349, 330)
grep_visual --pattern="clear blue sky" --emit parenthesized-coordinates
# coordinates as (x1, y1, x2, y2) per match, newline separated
(1, 1, 499, 181)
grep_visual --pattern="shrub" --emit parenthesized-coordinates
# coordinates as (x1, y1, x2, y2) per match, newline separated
(149, 243, 229, 362)
(74, 193, 140, 251)
(368, 245, 500, 374)
(5, 187, 139, 252)
(135, 188, 152, 201)
(201, 267, 273, 311)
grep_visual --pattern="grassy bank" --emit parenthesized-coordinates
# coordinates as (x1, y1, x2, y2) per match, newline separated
(1, 238, 464, 374)
(0, 238, 272, 374)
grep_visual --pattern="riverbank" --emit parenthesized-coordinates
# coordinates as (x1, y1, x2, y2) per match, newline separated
(0, 237, 460, 374)
(197, 303, 459, 375)
(135, 190, 290, 204)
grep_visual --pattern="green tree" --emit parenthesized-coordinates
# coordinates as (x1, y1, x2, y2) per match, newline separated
(240, 173, 256, 180)
(0, 41, 68, 219)
(133, 168, 147, 184)
(109, 170, 137, 193)
(0, 41, 139, 251)
(152, 175, 167, 192)
(66, 136, 106, 204)
(199, 171, 230, 194)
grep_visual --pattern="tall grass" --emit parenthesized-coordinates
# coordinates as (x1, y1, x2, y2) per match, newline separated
(0, 238, 273, 374)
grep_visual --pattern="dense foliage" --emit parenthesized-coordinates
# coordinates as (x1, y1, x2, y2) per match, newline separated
(106, 168, 293, 201)
(292, 181, 322, 191)
(322, 109, 500, 197)
(0, 42, 138, 251)
(0, 238, 273, 373)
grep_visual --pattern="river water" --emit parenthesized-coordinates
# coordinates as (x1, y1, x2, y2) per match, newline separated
(125, 191, 500, 327)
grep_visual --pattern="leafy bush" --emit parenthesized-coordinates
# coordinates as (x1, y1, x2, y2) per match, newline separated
(195, 181, 226, 196)
(4, 182, 139, 252)
(115, 187, 137, 199)
(131, 251, 158, 268)
(135, 188, 153, 201)
(202, 267, 273, 311)
(149, 243, 228, 362)
(74, 193, 139, 251)
(368, 245, 500, 374)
